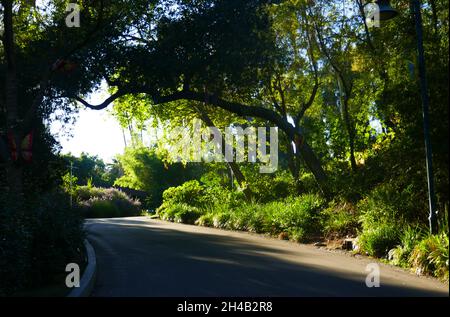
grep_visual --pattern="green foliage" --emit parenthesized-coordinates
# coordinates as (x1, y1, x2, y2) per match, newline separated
(61, 172, 78, 195)
(83, 199, 120, 218)
(62, 153, 115, 188)
(388, 225, 425, 268)
(358, 182, 419, 229)
(270, 195, 325, 241)
(27, 192, 85, 287)
(322, 201, 360, 238)
(358, 223, 401, 258)
(161, 180, 207, 208)
(0, 196, 32, 295)
(196, 212, 215, 227)
(76, 186, 142, 218)
(159, 203, 204, 224)
(409, 232, 449, 282)
(114, 147, 204, 208)
(158, 182, 326, 243)
(213, 211, 232, 229)
(0, 192, 84, 296)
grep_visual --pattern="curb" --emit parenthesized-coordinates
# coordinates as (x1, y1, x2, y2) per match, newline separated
(67, 239, 97, 297)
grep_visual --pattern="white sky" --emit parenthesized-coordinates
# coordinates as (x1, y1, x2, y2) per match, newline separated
(50, 86, 125, 163)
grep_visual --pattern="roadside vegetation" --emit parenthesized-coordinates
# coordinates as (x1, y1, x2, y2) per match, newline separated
(154, 177, 449, 282)
(1, 0, 448, 296)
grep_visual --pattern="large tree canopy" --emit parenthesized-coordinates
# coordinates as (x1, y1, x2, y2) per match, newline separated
(1, 0, 448, 201)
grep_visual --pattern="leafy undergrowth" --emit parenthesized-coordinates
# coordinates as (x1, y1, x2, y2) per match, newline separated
(0, 191, 85, 296)
(156, 180, 449, 282)
(75, 186, 142, 218)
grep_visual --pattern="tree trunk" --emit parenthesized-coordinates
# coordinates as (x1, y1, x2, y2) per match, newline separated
(343, 97, 357, 171)
(195, 105, 252, 201)
(3, 0, 24, 199)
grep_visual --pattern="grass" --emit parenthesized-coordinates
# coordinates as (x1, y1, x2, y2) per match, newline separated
(76, 186, 142, 218)
(158, 193, 326, 243)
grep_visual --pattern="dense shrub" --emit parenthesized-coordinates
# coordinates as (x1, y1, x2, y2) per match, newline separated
(242, 168, 297, 202)
(81, 198, 120, 218)
(358, 183, 424, 228)
(196, 212, 215, 227)
(358, 223, 401, 258)
(158, 185, 326, 243)
(0, 191, 85, 296)
(0, 196, 31, 295)
(213, 211, 232, 229)
(76, 186, 141, 218)
(161, 180, 207, 208)
(158, 202, 204, 224)
(322, 201, 360, 238)
(270, 194, 325, 241)
(388, 225, 425, 267)
(27, 192, 85, 287)
(409, 232, 449, 282)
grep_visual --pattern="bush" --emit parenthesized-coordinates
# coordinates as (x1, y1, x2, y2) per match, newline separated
(161, 180, 207, 208)
(176, 193, 326, 242)
(0, 196, 32, 295)
(196, 212, 215, 227)
(27, 192, 85, 287)
(75, 186, 105, 201)
(0, 191, 85, 296)
(173, 205, 204, 224)
(213, 211, 232, 229)
(82, 198, 120, 218)
(322, 201, 360, 238)
(358, 183, 423, 229)
(158, 203, 204, 224)
(289, 228, 306, 243)
(242, 169, 297, 203)
(228, 205, 255, 231)
(409, 232, 449, 282)
(76, 186, 141, 218)
(358, 223, 401, 258)
(388, 225, 425, 267)
(271, 194, 325, 241)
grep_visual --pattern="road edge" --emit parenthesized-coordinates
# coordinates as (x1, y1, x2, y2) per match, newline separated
(67, 239, 97, 297)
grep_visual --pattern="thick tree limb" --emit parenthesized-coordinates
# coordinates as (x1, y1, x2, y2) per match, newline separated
(65, 87, 328, 187)
(74, 90, 128, 110)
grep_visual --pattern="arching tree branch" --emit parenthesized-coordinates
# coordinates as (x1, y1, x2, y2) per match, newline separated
(73, 90, 128, 110)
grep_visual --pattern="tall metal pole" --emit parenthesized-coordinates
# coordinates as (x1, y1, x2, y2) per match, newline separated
(411, 0, 438, 234)
(70, 161, 73, 209)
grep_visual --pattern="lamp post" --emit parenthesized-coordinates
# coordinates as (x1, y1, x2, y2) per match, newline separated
(371, 0, 438, 234)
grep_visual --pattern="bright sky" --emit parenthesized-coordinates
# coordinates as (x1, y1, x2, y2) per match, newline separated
(50, 85, 125, 163)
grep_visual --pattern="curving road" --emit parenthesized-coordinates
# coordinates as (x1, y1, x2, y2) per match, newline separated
(85, 217, 448, 297)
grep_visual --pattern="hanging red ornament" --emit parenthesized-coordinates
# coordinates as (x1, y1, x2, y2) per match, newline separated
(7, 131, 18, 161)
(21, 131, 34, 163)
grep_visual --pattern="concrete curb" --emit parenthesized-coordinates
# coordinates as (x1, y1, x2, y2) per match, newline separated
(67, 239, 97, 297)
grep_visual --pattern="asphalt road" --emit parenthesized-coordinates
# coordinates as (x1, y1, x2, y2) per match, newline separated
(85, 217, 449, 297)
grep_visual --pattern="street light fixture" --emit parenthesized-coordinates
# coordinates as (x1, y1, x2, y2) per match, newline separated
(366, 0, 438, 234)
(375, 0, 399, 21)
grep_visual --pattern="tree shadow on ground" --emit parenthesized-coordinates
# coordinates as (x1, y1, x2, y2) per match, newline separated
(85, 218, 447, 297)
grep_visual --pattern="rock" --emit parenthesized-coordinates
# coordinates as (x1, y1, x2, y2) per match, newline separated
(342, 238, 355, 251)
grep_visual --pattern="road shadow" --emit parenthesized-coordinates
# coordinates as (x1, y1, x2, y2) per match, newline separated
(86, 218, 448, 297)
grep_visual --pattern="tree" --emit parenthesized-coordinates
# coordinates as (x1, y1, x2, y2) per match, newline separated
(62, 153, 113, 187)
(67, 0, 329, 191)
(0, 0, 129, 198)
(114, 146, 204, 208)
